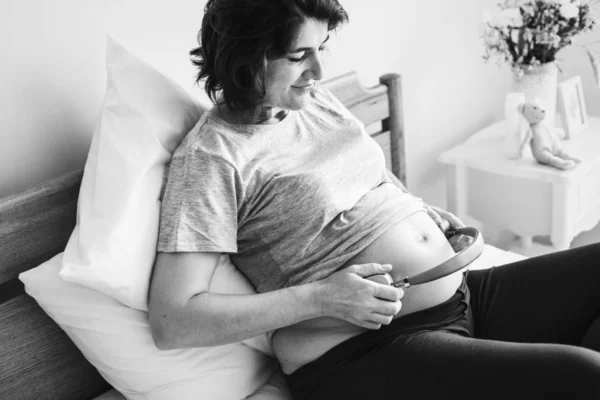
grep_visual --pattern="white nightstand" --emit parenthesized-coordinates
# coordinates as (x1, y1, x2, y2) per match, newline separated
(439, 117, 600, 251)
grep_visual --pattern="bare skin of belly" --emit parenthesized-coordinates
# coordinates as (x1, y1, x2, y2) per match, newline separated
(271, 211, 463, 375)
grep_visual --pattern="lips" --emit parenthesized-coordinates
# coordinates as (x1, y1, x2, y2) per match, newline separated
(292, 82, 314, 89)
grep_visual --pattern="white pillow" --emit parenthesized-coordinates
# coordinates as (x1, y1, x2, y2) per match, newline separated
(57, 37, 273, 355)
(59, 36, 202, 311)
(20, 253, 287, 400)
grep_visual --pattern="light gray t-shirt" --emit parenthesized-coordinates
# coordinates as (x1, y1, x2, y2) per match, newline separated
(157, 85, 425, 292)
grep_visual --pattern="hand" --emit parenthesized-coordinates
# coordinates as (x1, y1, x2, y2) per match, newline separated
(314, 263, 403, 330)
(424, 205, 465, 235)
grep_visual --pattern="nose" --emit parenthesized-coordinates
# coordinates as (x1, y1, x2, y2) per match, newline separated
(304, 53, 323, 81)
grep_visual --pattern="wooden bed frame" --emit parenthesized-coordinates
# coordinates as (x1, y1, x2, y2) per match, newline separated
(0, 71, 406, 399)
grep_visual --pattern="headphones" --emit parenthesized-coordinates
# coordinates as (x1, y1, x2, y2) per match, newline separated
(367, 227, 484, 288)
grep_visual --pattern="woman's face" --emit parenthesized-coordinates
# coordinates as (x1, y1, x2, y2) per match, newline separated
(262, 18, 330, 111)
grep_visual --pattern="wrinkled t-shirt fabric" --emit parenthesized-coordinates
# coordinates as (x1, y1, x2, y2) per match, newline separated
(157, 84, 425, 292)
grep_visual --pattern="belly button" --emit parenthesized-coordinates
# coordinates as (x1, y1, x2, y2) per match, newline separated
(417, 234, 428, 243)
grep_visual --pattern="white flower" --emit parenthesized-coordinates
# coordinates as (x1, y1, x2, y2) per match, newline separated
(560, 3, 579, 19)
(511, 29, 521, 44)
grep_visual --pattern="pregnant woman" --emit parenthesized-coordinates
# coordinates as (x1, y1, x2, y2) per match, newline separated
(148, 1, 600, 399)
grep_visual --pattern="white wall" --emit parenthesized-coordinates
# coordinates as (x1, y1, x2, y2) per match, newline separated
(2, 0, 599, 210)
(0, 0, 206, 198)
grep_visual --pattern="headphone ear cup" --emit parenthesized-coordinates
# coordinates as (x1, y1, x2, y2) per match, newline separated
(444, 228, 459, 239)
(446, 227, 476, 253)
(450, 232, 476, 253)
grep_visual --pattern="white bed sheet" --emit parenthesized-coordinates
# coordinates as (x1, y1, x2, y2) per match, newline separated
(467, 243, 527, 270)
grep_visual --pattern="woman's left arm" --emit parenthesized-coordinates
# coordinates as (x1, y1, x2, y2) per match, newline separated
(385, 169, 465, 234)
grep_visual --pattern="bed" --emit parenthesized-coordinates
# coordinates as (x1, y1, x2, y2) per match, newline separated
(0, 68, 527, 399)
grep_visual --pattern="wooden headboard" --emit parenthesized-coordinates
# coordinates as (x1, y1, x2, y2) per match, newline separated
(0, 71, 406, 400)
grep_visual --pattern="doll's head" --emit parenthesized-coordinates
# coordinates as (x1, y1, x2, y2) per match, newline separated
(518, 102, 546, 125)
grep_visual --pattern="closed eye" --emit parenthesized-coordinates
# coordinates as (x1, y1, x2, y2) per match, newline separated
(287, 34, 330, 63)
(287, 45, 328, 63)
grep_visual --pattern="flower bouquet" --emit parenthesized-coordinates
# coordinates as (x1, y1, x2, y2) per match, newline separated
(483, 0, 598, 77)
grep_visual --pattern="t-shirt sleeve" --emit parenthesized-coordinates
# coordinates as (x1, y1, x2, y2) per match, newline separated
(157, 146, 243, 253)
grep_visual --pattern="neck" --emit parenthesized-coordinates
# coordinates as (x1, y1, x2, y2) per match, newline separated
(258, 106, 289, 124)
(218, 104, 289, 125)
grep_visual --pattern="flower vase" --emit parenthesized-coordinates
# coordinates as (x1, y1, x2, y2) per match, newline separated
(513, 62, 559, 129)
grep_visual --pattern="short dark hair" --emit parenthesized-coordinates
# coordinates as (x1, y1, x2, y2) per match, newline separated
(190, 0, 348, 113)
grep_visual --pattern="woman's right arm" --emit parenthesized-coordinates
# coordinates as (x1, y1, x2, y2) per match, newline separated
(148, 251, 402, 350)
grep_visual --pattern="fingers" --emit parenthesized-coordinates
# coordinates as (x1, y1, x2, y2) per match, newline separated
(358, 276, 403, 329)
(372, 283, 404, 302)
(443, 211, 466, 229)
(351, 262, 392, 277)
(361, 311, 399, 330)
(439, 219, 451, 232)
(425, 205, 443, 226)
(375, 299, 403, 317)
(368, 313, 393, 328)
(429, 205, 466, 230)
(426, 205, 447, 233)
(365, 273, 393, 285)
(363, 321, 384, 330)
(331, 263, 405, 330)
(366, 303, 403, 329)
(370, 286, 403, 329)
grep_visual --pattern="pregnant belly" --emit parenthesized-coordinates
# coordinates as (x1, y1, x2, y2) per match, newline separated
(272, 210, 463, 374)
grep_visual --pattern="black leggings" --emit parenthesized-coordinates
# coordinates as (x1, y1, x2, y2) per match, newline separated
(286, 243, 600, 400)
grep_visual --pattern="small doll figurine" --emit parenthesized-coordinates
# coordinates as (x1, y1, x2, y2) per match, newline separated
(517, 102, 582, 170)
(504, 92, 528, 159)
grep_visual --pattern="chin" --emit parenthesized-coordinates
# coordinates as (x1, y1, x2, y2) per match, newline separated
(270, 91, 313, 112)
(289, 95, 312, 110)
